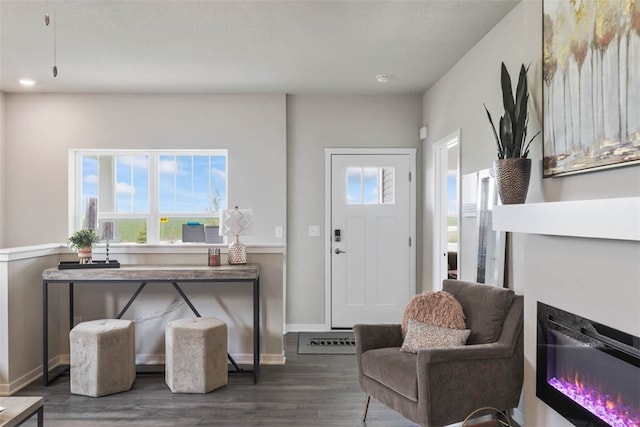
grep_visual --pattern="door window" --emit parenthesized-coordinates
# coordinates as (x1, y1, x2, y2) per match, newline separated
(346, 167, 395, 205)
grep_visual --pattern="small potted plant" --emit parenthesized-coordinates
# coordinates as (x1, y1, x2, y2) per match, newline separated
(68, 228, 99, 264)
(484, 62, 540, 204)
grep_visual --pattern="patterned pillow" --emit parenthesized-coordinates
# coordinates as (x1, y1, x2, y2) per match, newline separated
(400, 319, 471, 353)
(401, 290, 466, 336)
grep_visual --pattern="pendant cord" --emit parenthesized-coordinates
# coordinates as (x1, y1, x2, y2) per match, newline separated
(44, 0, 50, 26)
(52, 9, 58, 77)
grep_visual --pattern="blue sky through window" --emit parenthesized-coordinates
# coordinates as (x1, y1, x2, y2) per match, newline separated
(81, 153, 226, 216)
(448, 172, 458, 215)
(159, 155, 227, 213)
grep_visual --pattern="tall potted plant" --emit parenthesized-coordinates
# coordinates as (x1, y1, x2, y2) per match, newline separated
(68, 228, 99, 264)
(484, 62, 540, 204)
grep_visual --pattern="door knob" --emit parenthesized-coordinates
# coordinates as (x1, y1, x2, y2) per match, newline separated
(335, 248, 347, 254)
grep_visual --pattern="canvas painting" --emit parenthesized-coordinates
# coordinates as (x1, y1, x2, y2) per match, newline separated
(543, 0, 640, 176)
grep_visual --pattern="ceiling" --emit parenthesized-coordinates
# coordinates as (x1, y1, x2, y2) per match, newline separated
(0, 0, 520, 94)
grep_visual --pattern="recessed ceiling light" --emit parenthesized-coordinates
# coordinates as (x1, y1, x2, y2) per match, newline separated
(376, 74, 391, 83)
(19, 78, 37, 87)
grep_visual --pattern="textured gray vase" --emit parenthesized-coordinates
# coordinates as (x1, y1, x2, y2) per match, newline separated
(493, 158, 532, 204)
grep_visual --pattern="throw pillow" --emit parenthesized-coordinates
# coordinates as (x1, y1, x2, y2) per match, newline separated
(401, 290, 466, 336)
(400, 319, 471, 353)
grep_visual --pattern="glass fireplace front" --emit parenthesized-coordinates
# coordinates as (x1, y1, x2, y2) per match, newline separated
(537, 302, 640, 426)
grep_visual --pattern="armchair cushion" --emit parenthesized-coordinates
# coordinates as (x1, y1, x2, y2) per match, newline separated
(361, 347, 418, 401)
(401, 290, 466, 336)
(400, 319, 471, 353)
(443, 280, 515, 344)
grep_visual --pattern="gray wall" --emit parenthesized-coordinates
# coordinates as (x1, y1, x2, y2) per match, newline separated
(422, 1, 640, 425)
(286, 95, 423, 329)
(3, 93, 287, 247)
(1, 92, 423, 331)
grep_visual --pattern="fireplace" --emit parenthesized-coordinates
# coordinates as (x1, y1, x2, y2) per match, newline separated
(537, 302, 640, 426)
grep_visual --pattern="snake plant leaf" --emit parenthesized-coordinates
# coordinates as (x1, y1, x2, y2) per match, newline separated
(500, 113, 513, 158)
(522, 130, 541, 159)
(484, 104, 504, 158)
(484, 62, 539, 159)
(501, 62, 516, 126)
(514, 64, 529, 156)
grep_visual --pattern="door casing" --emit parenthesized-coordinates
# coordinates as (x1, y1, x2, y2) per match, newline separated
(432, 130, 460, 290)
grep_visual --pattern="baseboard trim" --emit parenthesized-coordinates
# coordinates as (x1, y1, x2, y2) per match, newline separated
(512, 408, 524, 426)
(0, 354, 67, 396)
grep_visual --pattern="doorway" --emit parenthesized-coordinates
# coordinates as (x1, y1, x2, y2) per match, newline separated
(325, 149, 416, 329)
(432, 131, 460, 290)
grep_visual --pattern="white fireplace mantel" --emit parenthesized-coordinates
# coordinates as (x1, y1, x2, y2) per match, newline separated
(493, 197, 640, 241)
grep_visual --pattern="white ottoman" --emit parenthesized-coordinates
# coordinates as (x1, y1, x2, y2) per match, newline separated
(165, 317, 228, 393)
(70, 319, 135, 397)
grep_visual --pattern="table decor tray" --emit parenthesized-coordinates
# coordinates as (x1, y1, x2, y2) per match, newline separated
(58, 260, 121, 270)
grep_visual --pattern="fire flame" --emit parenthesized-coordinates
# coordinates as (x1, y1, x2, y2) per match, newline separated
(548, 376, 640, 426)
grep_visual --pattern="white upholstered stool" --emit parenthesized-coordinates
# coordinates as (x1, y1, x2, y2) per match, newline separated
(69, 319, 135, 397)
(165, 317, 228, 393)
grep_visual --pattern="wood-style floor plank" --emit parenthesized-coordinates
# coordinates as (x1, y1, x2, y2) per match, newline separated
(14, 333, 417, 426)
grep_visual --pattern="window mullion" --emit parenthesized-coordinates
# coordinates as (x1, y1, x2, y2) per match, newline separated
(191, 156, 195, 212)
(147, 153, 159, 244)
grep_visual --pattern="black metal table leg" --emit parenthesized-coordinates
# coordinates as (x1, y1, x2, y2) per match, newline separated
(116, 282, 147, 319)
(171, 282, 201, 317)
(37, 406, 44, 427)
(69, 282, 74, 330)
(254, 276, 260, 384)
(42, 280, 48, 387)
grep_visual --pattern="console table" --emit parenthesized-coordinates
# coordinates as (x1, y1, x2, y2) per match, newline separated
(42, 264, 260, 386)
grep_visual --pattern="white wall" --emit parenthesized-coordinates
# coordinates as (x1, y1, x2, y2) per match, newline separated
(422, 0, 544, 286)
(422, 1, 640, 425)
(285, 95, 423, 329)
(3, 93, 287, 247)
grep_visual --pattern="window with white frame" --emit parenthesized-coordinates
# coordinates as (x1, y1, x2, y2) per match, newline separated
(346, 166, 395, 205)
(71, 150, 227, 243)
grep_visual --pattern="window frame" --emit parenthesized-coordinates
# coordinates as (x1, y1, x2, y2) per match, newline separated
(69, 149, 228, 244)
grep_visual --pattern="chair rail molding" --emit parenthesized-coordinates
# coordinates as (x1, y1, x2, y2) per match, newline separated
(493, 197, 640, 241)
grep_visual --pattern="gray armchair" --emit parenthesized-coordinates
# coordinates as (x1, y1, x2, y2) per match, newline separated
(354, 280, 524, 427)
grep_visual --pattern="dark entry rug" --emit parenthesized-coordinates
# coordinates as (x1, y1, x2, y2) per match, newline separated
(297, 331, 356, 355)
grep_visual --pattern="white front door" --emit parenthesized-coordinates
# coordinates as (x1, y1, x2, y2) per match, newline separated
(328, 151, 415, 328)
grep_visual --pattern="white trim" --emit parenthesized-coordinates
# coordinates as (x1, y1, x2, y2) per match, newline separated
(0, 243, 286, 261)
(493, 197, 640, 241)
(512, 408, 524, 426)
(0, 243, 66, 262)
(0, 367, 42, 396)
(431, 130, 460, 291)
(324, 148, 417, 330)
(285, 323, 331, 333)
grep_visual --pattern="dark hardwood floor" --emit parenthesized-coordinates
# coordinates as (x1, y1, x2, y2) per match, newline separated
(15, 333, 416, 426)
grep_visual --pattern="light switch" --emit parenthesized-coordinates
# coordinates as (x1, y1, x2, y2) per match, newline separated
(308, 225, 320, 237)
(275, 226, 283, 238)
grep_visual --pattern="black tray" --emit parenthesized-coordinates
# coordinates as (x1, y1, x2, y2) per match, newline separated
(58, 260, 121, 270)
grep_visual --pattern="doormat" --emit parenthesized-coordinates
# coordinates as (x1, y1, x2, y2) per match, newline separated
(297, 332, 356, 355)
